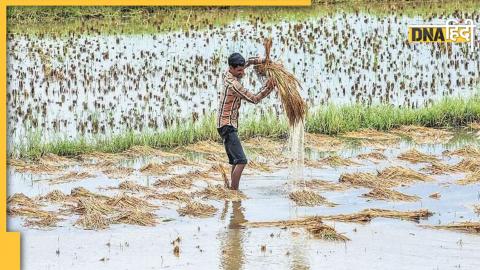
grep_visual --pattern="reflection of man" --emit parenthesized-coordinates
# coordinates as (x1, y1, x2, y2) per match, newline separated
(217, 53, 276, 190)
(220, 201, 247, 270)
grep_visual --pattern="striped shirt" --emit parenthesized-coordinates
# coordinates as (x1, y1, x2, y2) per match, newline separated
(217, 69, 273, 128)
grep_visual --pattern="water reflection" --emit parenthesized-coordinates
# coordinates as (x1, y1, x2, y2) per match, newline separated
(220, 201, 247, 270)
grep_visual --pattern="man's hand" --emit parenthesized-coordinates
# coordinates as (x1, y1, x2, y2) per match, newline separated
(265, 78, 276, 90)
(246, 56, 264, 67)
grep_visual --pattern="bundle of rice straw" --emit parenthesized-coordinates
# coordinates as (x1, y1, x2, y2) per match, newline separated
(255, 38, 306, 126)
(255, 38, 307, 190)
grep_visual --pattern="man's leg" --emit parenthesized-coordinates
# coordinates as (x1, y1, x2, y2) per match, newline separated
(230, 163, 246, 190)
(230, 165, 236, 182)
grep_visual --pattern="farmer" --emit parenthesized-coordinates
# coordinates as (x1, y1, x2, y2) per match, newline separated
(217, 53, 276, 190)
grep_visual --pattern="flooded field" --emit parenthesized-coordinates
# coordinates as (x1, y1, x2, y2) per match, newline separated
(6, 3, 480, 270)
(7, 125, 480, 269)
(6, 5, 480, 150)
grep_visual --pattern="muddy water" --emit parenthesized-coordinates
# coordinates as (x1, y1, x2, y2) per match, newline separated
(7, 129, 480, 269)
(7, 10, 480, 148)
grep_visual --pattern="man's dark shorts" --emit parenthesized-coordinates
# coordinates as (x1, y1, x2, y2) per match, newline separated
(217, 125, 248, 165)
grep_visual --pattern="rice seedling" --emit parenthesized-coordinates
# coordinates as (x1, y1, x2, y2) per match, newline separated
(195, 185, 246, 201)
(361, 188, 420, 202)
(397, 149, 439, 164)
(244, 216, 349, 241)
(321, 208, 433, 224)
(456, 171, 480, 185)
(289, 190, 336, 207)
(177, 201, 217, 218)
(424, 222, 480, 234)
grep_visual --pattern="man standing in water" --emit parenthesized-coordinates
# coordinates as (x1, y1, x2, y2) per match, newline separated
(217, 53, 276, 190)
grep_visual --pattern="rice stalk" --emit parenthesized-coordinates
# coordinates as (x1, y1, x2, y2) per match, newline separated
(177, 201, 217, 218)
(361, 188, 420, 202)
(321, 208, 433, 224)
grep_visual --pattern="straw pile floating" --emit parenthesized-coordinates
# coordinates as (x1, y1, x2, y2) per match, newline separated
(422, 161, 460, 175)
(297, 179, 351, 191)
(117, 180, 151, 192)
(361, 188, 420, 202)
(195, 185, 246, 201)
(456, 171, 480, 185)
(397, 149, 439, 164)
(378, 166, 433, 183)
(177, 201, 217, 218)
(453, 158, 480, 172)
(321, 208, 433, 224)
(244, 216, 349, 241)
(289, 190, 336, 207)
(147, 191, 191, 203)
(39, 190, 68, 202)
(425, 222, 480, 234)
(356, 151, 387, 162)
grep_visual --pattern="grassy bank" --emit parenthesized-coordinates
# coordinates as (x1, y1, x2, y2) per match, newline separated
(12, 94, 480, 159)
(7, 1, 480, 36)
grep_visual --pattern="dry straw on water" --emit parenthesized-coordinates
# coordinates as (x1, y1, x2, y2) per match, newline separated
(397, 149, 439, 164)
(244, 216, 349, 241)
(425, 222, 480, 234)
(289, 190, 336, 207)
(195, 185, 246, 201)
(177, 201, 217, 218)
(362, 188, 420, 202)
(321, 208, 433, 224)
